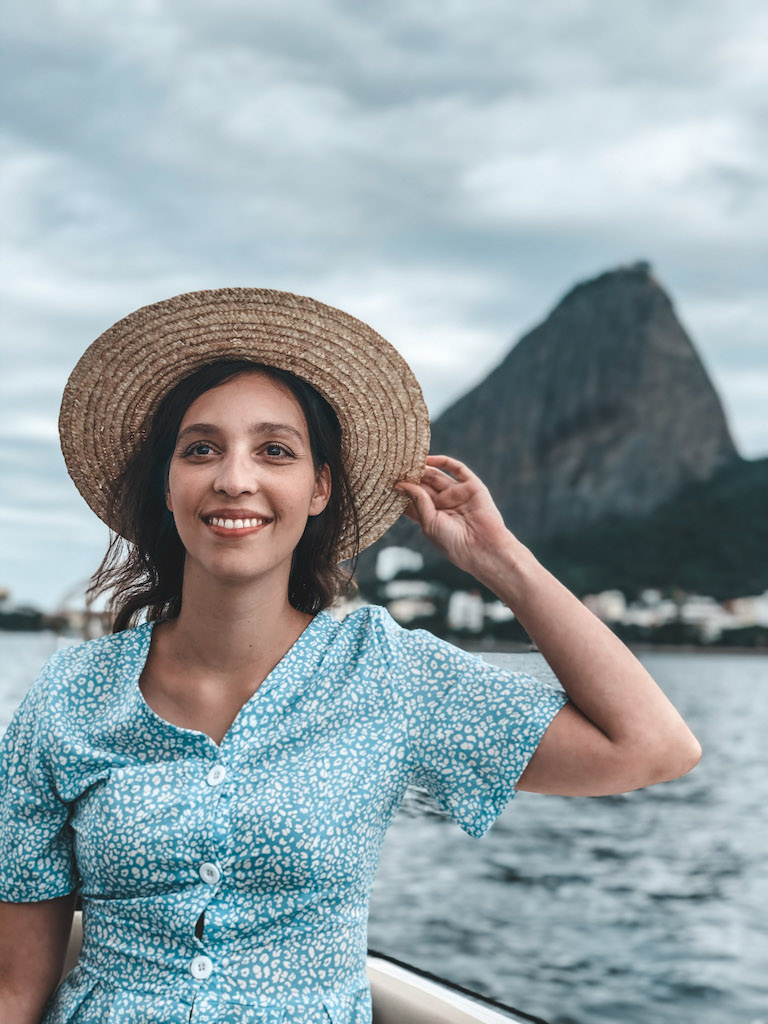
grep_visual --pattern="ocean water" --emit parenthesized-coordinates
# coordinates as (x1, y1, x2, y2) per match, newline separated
(2, 632, 766, 1024)
(372, 649, 768, 1024)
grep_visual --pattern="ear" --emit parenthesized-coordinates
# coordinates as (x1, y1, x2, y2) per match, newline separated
(165, 481, 173, 514)
(309, 463, 332, 517)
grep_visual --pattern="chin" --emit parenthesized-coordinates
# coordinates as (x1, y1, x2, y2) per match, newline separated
(204, 557, 293, 583)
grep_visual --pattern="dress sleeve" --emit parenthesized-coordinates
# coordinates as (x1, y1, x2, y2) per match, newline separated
(0, 653, 79, 901)
(393, 619, 569, 839)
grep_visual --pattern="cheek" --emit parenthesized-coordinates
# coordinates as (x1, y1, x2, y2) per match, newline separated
(165, 466, 191, 515)
(163, 458, 177, 510)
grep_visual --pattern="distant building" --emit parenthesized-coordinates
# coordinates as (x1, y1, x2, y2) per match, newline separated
(580, 586, 768, 643)
(582, 590, 626, 622)
(383, 579, 435, 600)
(387, 598, 437, 623)
(447, 590, 484, 633)
(376, 546, 424, 581)
(484, 599, 515, 623)
(724, 591, 768, 627)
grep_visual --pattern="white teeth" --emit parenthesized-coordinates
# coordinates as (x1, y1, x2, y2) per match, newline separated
(208, 516, 268, 529)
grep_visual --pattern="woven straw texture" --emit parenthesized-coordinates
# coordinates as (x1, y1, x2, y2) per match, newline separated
(59, 287, 430, 564)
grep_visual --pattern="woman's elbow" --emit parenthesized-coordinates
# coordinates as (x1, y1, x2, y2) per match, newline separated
(648, 729, 702, 785)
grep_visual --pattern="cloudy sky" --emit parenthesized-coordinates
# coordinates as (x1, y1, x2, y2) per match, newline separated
(2, 0, 767, 611)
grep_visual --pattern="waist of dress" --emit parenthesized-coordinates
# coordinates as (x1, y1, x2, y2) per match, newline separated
(57, 963, 371, 1024)
(77, 909, 370, 1006)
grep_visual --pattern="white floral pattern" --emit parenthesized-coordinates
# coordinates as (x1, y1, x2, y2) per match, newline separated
(0, 604, 568, 1023)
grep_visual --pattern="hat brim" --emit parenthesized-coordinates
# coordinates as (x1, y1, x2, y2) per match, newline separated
(58, 287, 430, 564)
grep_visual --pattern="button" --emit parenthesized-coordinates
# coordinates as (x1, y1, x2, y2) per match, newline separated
(190, 955, 213, 980)
(206, 764, 227, 786)
(199, 862, 221, 885)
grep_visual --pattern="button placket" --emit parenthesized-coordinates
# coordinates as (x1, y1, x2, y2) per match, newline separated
(195, 760, 229, 957)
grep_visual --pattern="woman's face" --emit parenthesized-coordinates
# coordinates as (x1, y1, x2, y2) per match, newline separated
(165, 371, 331, 592)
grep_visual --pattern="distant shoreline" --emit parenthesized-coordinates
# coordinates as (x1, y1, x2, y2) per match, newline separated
(457, 637, 768, 656)
(2, 623, 765, 657)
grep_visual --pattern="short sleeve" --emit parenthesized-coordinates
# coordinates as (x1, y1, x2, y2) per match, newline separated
(393, 620, 569, 839)
(0, 654, 79, 901)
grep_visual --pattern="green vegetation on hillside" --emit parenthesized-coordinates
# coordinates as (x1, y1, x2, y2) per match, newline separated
(532, 456, 768, 600)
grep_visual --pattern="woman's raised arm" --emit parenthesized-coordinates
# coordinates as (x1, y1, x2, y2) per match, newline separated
(394, 454, 702, 796)
(482, 541, 701, 795)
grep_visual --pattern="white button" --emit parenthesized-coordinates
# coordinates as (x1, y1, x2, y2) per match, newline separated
(199, 862, 220, 884)
(206, 764, 226, 786)
(190, 955, 213, 980)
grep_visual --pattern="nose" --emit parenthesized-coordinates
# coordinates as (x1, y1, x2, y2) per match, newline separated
(213, 446, 261, 497)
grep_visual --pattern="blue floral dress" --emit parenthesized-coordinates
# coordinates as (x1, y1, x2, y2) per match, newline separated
(0, 603, 568, 1024)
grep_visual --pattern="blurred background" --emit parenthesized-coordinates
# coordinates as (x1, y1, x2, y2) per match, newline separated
(2, 0, 767, 635)
(2, 2, 767, 1022)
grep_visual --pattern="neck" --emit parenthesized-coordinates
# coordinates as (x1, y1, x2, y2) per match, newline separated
(157, 567, 315, 685)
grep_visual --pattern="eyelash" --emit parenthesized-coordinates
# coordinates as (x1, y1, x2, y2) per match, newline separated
(181, 442, 295, 459)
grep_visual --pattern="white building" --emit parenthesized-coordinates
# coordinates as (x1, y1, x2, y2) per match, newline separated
(387, 598, 437, 623)
(375, 547, 424, 581)
(724, 590, 768, 627)
(582, 590, 626, 622)
(446, 590, 484, 633)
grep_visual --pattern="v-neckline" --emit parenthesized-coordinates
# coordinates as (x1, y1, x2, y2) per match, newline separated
(130, 610, 331, 751)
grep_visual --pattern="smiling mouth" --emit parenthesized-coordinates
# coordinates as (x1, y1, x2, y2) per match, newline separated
(203, 515, 272, 534)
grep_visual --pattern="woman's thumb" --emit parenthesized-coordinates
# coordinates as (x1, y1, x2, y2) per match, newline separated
(396, 481, 429, 525)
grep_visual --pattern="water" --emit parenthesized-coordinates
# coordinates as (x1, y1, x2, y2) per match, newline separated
(372, 649, 768, 1024)
(2, 633, 766, 1024)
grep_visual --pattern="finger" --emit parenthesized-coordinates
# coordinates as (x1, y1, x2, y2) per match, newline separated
(424, 454, 477, 483)
(393, 484, 417, 518)
(418, 466, 455, 492)
(421, 462, 471, 489)
(420, 465, 475, 500)
(395, 480, 434, 522)
(398, 472, 458, 499)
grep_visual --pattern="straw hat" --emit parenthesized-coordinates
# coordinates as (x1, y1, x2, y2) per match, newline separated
(58, 287, 431, 564)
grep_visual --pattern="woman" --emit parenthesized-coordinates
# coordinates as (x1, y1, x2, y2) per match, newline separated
(0, 287, 701, 1024)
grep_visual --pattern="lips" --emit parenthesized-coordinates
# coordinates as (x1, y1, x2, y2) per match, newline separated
(204, 518, 271, 538)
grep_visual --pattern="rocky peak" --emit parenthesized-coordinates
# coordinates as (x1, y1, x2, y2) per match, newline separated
(365, 262, 740, 570)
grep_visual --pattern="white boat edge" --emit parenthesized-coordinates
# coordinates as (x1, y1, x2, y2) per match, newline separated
(366, 953, 542, 1022)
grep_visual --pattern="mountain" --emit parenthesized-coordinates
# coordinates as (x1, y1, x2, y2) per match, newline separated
(353, 262, 745, 589)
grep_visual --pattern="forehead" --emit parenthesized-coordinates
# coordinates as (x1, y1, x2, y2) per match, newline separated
(182, 372, 305, 425)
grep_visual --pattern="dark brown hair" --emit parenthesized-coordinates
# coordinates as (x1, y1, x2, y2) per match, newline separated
(86, 360, 360, 632)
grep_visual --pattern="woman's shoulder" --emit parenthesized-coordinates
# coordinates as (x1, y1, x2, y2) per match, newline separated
(340, 603, 499, 677)
(331, 602, 457, 664)
(52, 620, 153, 667)
(35, 622, 153, 703)
(330, 602, 403, 644)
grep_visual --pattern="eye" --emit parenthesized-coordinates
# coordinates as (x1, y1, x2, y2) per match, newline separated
(183, 442, 215, 457)
(264, 443, 294, 458)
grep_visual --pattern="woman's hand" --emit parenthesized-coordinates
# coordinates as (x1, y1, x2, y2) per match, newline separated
(394, 454, 513, 578)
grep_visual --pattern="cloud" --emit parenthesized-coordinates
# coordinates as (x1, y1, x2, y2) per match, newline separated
(2, 0, 767, 607)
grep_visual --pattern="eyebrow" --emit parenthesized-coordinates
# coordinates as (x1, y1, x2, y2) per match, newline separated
(176, 421, 306, 444)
